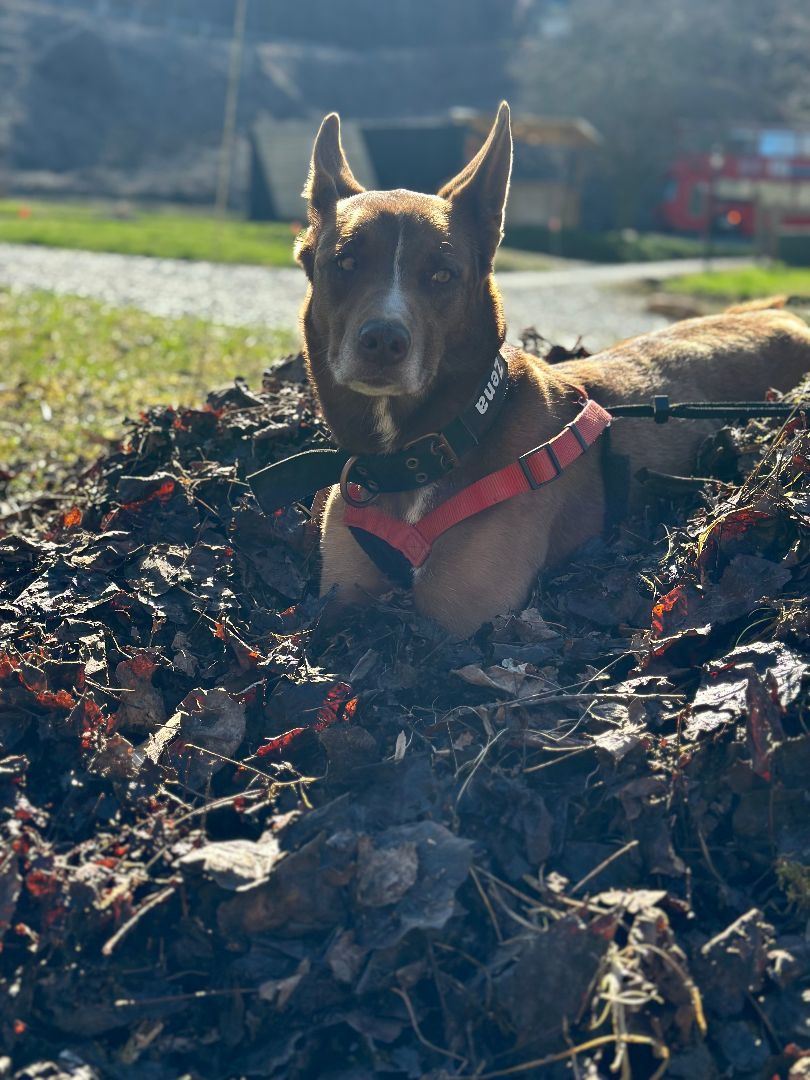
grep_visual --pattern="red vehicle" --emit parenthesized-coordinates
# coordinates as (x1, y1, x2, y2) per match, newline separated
(658, 125, 810, 236)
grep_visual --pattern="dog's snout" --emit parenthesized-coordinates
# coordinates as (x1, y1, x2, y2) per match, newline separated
(358, 319, 411, 364)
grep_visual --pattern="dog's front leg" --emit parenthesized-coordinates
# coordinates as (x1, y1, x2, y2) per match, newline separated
(319, 488, 391, 612)
(413, 499, 553, 639)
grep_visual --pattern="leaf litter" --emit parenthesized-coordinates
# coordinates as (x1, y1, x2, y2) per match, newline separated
(1, 352, 809, 1080)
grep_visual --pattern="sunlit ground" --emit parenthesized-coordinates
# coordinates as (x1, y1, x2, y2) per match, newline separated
(669, 264, 810, 299)
(0, 199, 300, 267)
(0, 288, 295, 491)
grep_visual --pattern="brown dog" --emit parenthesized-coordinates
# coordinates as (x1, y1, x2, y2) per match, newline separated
(295, 102, 810, 637)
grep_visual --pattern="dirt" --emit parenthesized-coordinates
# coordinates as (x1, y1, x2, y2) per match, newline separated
(1, 351, 809, 1080)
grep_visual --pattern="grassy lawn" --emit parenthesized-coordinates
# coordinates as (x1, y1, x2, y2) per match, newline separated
(0, 199, 300, 267)
(0, 198, 549, 271)
(668, 263, 810, 300)
(0, 287, 295, 491)
(494, 247, 550, 271)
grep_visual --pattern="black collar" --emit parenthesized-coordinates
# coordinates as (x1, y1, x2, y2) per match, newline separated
(249, 352, 509, 515)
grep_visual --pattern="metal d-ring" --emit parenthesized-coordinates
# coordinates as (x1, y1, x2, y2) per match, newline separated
(339, 456, 379, 508)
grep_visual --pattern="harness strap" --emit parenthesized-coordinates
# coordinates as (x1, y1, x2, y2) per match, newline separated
(344, 398, 612, 571)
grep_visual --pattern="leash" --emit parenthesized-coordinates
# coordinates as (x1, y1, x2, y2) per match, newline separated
(600, 395, 807, 533)
(600, 396, 805, 529)
(606, 396, 800, 423)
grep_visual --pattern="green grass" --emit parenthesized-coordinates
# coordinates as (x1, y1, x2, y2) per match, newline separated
(0, 198, 547, 272)
(494, 248, 550, 272)
(0, 287, 295, 491)
(668, 263, 810, 300)
(0, 199, 300, 267)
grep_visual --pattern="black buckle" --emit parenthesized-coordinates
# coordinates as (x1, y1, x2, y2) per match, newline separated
(430, 433, 460, 470)
(400, 432, 459, 475)
(653, 395, 670, 424)
(518, 442, 562, 490)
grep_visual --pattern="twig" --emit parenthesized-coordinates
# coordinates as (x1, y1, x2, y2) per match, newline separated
(695, 823, 730, 892)
(115, 986, 257, 1008)
(427, 941, 454, 1054)
(165, 788, 268, 829)
(183, 743, 277, 783)
(456, 1032, 670, 1079)
(571, 840, 640, 896)
(522, 746, 595, 772)
(455, 727, 507, 804)
(505, 691, 686, 710)
(746, 989, 781, 1051)
(102, 884, 178, 956)
(487, 882, 545, 934)
(510, 733, 591, 752)
(391, 986, 467, 1065)
(476, 866, 554, 913)
(469, 866, 503, 943)
(0, 492, 79, 522)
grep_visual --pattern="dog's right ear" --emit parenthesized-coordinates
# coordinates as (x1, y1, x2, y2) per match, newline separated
(303, 113, 365, 216)
(296, 114, 365, 278)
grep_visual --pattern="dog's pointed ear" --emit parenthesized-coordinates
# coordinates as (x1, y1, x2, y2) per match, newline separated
(303, 113, 365, 216)
(439, 102, 512, 269)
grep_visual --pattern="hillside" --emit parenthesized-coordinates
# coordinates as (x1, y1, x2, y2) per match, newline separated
(1, 0, 519, 204)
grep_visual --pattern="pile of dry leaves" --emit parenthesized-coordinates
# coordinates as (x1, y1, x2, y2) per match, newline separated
(1, 355, 809, 1080)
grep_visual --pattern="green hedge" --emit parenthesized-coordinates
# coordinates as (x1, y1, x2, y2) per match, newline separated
(778, 234, 810, 267)
(503, 226, 752, 263)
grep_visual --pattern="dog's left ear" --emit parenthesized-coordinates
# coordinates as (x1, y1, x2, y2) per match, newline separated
(439, 102, 513, 270)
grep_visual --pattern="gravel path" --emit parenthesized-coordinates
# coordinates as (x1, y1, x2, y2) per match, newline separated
(0, 243, 749, 352)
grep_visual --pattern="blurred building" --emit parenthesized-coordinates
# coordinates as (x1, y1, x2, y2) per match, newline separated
(250, 111, 601, 227)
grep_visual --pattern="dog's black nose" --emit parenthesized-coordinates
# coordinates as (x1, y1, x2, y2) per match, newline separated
(358, 319, 411, 364)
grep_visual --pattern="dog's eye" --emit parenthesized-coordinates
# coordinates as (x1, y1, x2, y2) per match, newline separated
(431, 268, 453, 284)
(336, 254, 357, 272)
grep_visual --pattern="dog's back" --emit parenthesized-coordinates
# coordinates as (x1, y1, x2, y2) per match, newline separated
(548, 306, 810, 492)
(556, 306, 810, 405)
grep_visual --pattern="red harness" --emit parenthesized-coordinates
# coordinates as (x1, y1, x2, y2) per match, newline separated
(343, 396, 613, 572)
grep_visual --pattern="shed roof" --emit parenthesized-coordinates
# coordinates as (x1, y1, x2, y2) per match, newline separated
(358, 110, 602, 148)
(464, 111, 602, 148)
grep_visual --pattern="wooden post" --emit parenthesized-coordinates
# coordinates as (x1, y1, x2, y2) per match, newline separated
(703, 149, 725, 270)
(215, 0, 248, 215)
